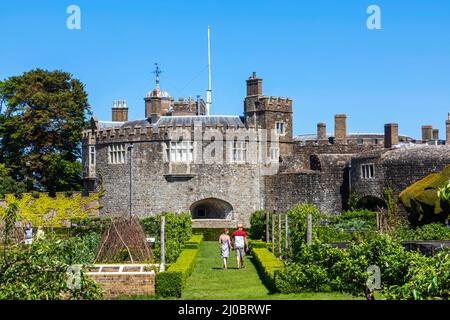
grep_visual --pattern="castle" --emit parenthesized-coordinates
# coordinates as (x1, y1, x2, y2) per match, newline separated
(82, 72, 450, 227)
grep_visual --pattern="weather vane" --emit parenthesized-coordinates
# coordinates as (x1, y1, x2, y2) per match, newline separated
(153, 63, 163, 87)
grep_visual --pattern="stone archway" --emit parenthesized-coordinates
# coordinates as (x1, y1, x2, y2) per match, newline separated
(190, 198, 233, 220)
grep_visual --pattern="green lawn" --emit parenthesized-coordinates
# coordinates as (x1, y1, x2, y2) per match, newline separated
(180, 241, 361, 300)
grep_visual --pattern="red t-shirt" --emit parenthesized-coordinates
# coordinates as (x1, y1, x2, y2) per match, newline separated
(232, 230, 247, 248)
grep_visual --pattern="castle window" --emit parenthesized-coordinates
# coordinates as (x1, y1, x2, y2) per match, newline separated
(108, 144, 126, 164)
(232, 138, 247, 163)
(361, 164, 375, 179)
(276, 122, 285, 135)
(270, 147, 279, 162)
(170, 140, 193, 163)
(89, 146, 95, 165)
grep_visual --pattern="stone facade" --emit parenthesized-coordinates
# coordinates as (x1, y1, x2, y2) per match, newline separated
(82, 72, 450, 226)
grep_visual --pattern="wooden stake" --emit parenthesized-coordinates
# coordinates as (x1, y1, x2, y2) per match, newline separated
(278, 214, 282, 258)
(306, 213, 312, 245)
(265, 211, 269, 243)
(271, 212, 275, 253)
(160, 215, 166, 272)
(285, 214, 289, 258)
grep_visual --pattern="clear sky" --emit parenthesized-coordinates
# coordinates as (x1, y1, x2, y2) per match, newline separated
(1, 0, 449, 138)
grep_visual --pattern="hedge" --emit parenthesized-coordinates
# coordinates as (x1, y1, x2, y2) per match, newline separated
(248, 239, 270, 250)
(251, 247, 284, 293)
(183, 234, 204, 249)
(156, 248, 200, 297)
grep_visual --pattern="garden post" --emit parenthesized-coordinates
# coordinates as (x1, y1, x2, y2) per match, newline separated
(265, 211, 269, 243)
(285, 214, 289, 258)
(306, 213, 312, 245)
(160, 215, 166, 272)
(278, 213, 282, 258)
(271, 212, 275, 253)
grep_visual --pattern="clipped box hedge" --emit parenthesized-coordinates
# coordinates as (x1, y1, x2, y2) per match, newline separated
(251, 247, 284, 293)
(248, 239, 270, 250)
(183, 234, 204, 249)
(156, 248, 200, 297)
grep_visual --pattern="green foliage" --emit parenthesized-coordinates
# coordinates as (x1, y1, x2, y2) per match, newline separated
(183, 234, 204, 249)
(384, 188, 397, 222)
(0, 237, 103, 300)
(0, 69, 91, 194)
(287, 203, 320, 257)
(400, 165, 450, 226)
(391, 222, 450, 241)
(141, 212, 192, 263)
(347, 192, 359, 211)
(248, 239, 270, 250)
(437, 180, 450, 202)
(316, 210, 378, 243)
(249, 210, 267, 240)
(156, 248, 200, 298)
(251, 247, 284, 292)
(0, 164, 26, 198)
(279, 235, 447, 298)
(384, 250, 450, 300)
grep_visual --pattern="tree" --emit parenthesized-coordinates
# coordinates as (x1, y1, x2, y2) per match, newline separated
(0, 69, 90, 194)
(0, 163, 26, 198)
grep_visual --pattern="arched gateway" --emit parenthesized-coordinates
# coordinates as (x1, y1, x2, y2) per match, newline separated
(190, 198, 234, 220)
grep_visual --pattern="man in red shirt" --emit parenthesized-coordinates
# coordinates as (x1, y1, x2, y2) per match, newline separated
(232, 224, 248, 269)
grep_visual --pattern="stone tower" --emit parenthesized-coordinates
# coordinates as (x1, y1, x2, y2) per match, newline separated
(243, 72, 293, 157)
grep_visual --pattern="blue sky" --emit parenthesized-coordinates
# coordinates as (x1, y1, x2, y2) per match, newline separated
(1, 0, 449, 138)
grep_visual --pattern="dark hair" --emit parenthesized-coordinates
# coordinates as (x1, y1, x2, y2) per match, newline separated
(224, 228, 229, 233)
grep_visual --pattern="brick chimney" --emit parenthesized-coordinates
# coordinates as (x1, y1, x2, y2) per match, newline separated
(421, 125, 433, 142)
(317, 123, 327, 141)
(334, 114, 347, 144)
(246, 72, 263, 96)
(446, 113, 450, 144)
(384, 123, 399, 148)
(433, 129, 439, 141)
(112, 100, 128, 122)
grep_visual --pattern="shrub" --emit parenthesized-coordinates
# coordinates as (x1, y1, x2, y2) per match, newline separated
(156, 248, 200, 297)
(384, 249, 450, 300)
(248, 239, 269, 250)
(249, 210, 267, 240)
(399, 165, 450, 226)
(0, 238, 103, 300)
(287, 203, 320, 257)
(251, 247, 284, 292)
(141, 212, 192, 263)
(183, 234, 204, 249)
(391, 222, 450, 241)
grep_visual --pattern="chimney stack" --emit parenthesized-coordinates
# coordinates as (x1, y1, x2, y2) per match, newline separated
(317, 123, 327, 141)
(112, 100, 129, 122)
(246, 72, 263, 96)
(446, 113, 450, 145)
(421, 125, 433, 142)
(384, 123, 399, 148)
(334, 114, 347, 144)
(433, 129, 439, 141)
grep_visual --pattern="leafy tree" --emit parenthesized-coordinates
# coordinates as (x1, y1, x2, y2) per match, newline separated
(0, 69, 90, 194)
(0, 163, 26, 198)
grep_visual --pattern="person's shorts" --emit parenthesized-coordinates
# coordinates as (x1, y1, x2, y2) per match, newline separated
(235, 247, 245, 258)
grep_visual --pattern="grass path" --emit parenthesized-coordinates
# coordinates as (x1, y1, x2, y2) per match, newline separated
(181, 241, 360, 300)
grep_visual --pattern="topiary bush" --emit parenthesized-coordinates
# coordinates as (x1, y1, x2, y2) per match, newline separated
(399, 165, 450, 226)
